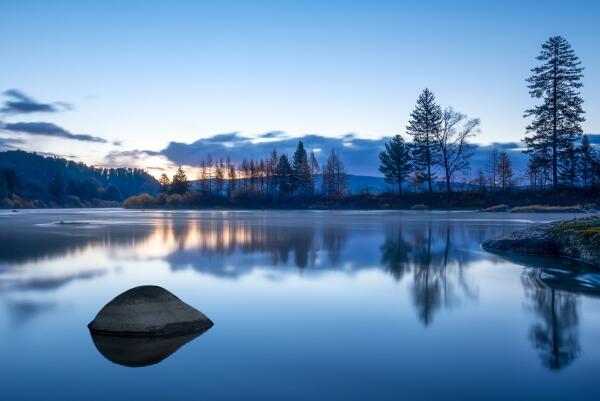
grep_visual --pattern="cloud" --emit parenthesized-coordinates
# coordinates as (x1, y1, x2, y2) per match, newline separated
(257, 131, 286, 139)
(1, 89, 71, 115)
(1, 122, 108, 143)
(159, 132, 536, 176)
(104, 132, 599, 177)
(0, 136, 24, 151)
(160, 132, 387, 175)
(103, 149, 162, 167)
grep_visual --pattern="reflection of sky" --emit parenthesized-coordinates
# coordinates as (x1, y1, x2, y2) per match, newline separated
(1, 210, 600, 400)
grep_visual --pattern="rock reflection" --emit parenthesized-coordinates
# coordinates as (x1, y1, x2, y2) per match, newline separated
(90, 330, 209, 367)
(522, 269, 581, 370)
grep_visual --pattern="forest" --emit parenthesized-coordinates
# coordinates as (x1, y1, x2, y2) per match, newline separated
(0, 150, 158, 208)
(2, 36, 600, 210)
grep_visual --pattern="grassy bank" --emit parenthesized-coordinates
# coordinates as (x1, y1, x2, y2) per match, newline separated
(122, 188, 600, 211)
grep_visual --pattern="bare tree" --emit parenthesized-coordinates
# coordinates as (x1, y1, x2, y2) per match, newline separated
(487, 148, 499, 192)
(215, 157, 225, 195)
(497, 151, 514, 190)
(433, 107, 480, 192)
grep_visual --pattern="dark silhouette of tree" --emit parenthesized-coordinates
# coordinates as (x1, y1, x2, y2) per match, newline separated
(158, 173, 170, 194)
(276, 154, 293, 195)
(434, 107, 480, 192)
(309, 150, 320, 191)
(497, 151, 513, 190)
(170, 167, 190, 195)
(524, 36, 585, 190)
(487, 148, 499, 192)
(526, 146, 552, 189)
(577, 135, 594, 189)
(215, 158, 225, 195)
(378, 134, 412, 195)
(473, 168, 486, 192)
(407, 88, 442, 193)
(322, 149, 348, 196)
(291, 141, 313, 195)
(266, 150, 278, 195)
(560, 140, 578, 187)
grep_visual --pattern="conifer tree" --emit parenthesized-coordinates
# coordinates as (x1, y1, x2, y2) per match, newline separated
(406, 88, 442, 192)
(170, 166, 190, 195)
(291, 141, 313, 195)
(378, 135, 412, 195)
(158, 173, 170, 194)
(277, 155, 293, 195)
(524, 36, 585, 189)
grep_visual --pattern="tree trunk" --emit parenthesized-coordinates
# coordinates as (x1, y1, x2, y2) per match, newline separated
(426, 133, 432, 193)
(552, 47, 558, 190)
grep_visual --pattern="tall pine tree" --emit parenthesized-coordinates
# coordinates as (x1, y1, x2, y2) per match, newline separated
(524, 36, 585, 189)
(378, 135, 412, 195)
(291, 141, 313, 195)
(407, 88, 442, 193)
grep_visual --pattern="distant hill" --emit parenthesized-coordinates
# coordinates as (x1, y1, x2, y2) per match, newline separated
(0, 150, 159, 208)
(345, 175, 392, 194)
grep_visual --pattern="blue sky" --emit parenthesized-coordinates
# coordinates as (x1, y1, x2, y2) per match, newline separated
(0, 0, 598, 175)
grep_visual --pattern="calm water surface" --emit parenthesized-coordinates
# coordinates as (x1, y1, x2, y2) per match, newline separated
(0, 209, 599, 400)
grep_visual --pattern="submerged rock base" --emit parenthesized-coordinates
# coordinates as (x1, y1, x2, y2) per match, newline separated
(482, 216, 600, 267)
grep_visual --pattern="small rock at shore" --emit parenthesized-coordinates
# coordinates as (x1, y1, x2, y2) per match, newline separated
(88, 285, 213, 336)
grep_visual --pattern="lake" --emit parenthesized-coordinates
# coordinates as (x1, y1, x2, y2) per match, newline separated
(0, 209, 599, 401)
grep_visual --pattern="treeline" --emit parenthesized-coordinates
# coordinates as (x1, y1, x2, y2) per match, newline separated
(5, 35, 600, 210)
(378, 36, 598, 194)
(0, 150, 159, 208)
(125, 35, 600, 210)
(125, 143, 351, 208)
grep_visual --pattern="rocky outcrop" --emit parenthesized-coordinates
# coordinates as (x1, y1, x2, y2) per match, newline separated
(88, 285, 213, 336)
(482, 216, 600, 267)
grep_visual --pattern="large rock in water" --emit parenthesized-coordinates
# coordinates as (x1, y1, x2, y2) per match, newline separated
(88, 286, 213, 336)
(481, 225, 559, 256)
(482, 216, 600, 267)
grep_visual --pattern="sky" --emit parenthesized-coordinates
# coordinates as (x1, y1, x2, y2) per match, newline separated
(0, 0, 599, 176)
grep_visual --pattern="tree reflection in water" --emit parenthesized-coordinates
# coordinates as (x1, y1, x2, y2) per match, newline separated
(380, 222, 479, 326)
(1, 210, 597, 373)
(522, 269, 580, 371)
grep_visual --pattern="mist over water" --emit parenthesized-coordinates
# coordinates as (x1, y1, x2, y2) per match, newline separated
(0, 210, 599, 400)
